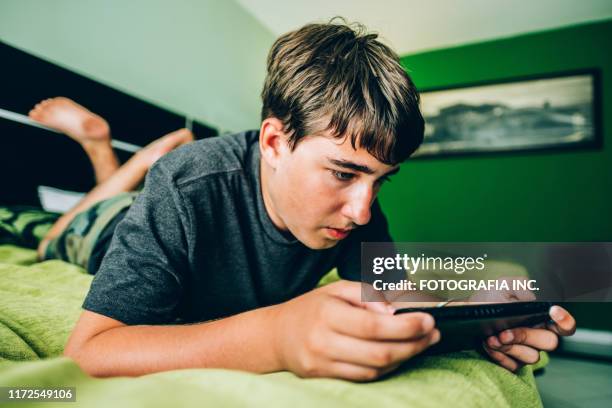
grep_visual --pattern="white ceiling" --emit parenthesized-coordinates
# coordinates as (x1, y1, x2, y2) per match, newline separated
(237, 0, 612, 55)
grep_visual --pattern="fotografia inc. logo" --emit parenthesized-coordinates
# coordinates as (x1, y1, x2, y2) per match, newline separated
(372, 253, 488, 275)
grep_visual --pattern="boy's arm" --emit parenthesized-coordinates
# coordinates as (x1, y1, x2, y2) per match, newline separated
(64, 306, 283, 377)
(64, 281, 439, 380)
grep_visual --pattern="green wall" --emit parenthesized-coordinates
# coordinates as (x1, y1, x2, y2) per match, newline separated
(382, 20, 612, 330)
(380, 20, 611, 243)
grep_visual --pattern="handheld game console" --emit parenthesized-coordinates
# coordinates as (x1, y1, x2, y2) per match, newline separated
(394, 301, 554, 353)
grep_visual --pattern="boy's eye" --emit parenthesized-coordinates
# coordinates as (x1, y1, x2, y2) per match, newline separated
(332, 170, 355, 181)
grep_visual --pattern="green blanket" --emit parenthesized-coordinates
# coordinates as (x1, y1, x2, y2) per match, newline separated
(0, 245, 544, 407)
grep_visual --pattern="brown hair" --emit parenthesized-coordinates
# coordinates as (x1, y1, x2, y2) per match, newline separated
(261, 18, 424, 164)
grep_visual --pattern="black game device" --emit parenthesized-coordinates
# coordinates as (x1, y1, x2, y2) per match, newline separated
(394, 302, 554, 353)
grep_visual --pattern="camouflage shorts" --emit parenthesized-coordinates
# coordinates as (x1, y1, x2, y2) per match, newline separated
(0, 206, 60, 248)
(43, 192, 138, 272)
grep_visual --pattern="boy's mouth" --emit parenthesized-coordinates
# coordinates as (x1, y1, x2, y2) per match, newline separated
(325, 227, 352, 240)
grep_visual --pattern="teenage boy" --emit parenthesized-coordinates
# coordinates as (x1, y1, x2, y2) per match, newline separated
(34, 21, 575, 380)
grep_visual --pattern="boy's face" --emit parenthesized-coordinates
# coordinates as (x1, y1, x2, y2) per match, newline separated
(261, 124, 399, 250)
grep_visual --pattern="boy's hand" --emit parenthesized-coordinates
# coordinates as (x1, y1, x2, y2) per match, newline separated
(482, 305, 576, 372)
(272, 280, 439, 381)
(468, 276, 536, 303)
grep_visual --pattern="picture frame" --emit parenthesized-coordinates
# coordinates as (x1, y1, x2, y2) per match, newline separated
(413, 69, 602, 158)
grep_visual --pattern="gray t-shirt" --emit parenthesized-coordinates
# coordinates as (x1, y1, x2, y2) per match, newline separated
(83, 130, 392, 325)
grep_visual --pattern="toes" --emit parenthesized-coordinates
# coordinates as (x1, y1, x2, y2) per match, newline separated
(29, 99, 52, 118)
(51, 96, 73, 106)
(31, 96, 71, 113)
(29, 105, 43, 119)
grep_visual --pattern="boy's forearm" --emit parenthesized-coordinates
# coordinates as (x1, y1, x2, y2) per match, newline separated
(66, 305, 283, 377)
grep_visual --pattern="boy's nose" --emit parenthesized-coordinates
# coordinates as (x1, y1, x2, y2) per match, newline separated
(344, 186, 373, 226)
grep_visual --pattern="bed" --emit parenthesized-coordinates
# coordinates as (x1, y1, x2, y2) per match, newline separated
(0, 230, 545, 408)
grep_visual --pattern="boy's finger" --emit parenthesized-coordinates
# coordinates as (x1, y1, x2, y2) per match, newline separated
(325, 281, 393, 314)
(325, 330, 439, 368)
(483, 344, 522, 372)
(505, 277, 536, 301)
(325, 361, 391, 382)
(363, 301, 396, 315)
(496, 327, 559, 351)
(328, 299, 435, 340)
(548, 305, 577, 336)
(495, 344, 541, 365)
(326, 280, 365, 305)
(360, 283, 395, 314)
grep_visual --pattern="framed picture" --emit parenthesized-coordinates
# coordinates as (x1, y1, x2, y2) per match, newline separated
(413, 69, 602, 158)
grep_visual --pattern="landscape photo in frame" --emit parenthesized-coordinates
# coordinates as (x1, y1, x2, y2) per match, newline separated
(414, 70, 601, 158)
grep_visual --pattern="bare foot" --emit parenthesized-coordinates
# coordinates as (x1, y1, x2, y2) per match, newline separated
(29, 97, 111, 148)
(134, 128, 195, 169)
(29, 97, 118, 184)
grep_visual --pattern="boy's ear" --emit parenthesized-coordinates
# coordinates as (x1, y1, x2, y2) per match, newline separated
(259, 117, 289, 169)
